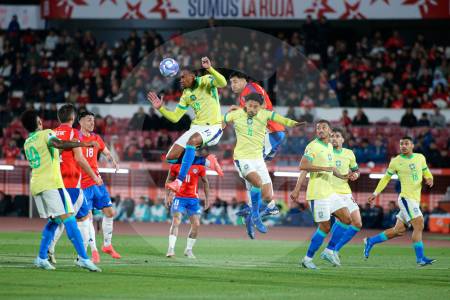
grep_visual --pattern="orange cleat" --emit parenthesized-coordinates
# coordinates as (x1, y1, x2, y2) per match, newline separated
(166, 179, 182, 193)
(102, 245, 121, 259)
(206, 154, 224, 176)
(91, 250, 100, 264)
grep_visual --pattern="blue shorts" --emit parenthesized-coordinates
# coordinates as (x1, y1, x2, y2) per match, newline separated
(171, 197, 201, 217)
(83, 185, 112, 210)
(65, 188, 90, 219)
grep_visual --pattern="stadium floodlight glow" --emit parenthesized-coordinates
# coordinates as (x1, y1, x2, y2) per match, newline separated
(98, 168, 129, 174)
(0, 165, 15, 171)
(206, 170, 218, 176)
(369, 173, 398, 179)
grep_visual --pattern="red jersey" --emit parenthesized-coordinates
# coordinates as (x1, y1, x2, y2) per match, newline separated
(54, 124, 81, 188)
(238, 82, 285, 132)
(170, 164, 205, 199)
(79, 132, 105, 189)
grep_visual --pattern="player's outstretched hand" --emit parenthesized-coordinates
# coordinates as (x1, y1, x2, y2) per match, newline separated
(94, 175, 103, 186)
(367, 194, 376, 205)
(201, 57, 211, 69)
(147, 91, 163, 109)
(425, 177, 434, 188)
(294, 121, 307, 127)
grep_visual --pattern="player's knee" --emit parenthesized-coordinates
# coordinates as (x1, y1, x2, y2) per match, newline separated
(319, 222, 331, 233)
(352, 220, 363, 229)
(394, 227, 406, 236)
(172, 215, 182, 225)
(187, 134, 202, 146)
(104, 208, 115, 218)
(341, 216, 352, 225)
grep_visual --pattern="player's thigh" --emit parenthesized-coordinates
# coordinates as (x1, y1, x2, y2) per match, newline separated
(410, 215, 425, 231)
(397, 197, 423, 225)
(392, 219, 408, 235)
(189, 214, 201, 227)
(309, 199, 332, 223)
(166, 144, 185, 161)
(350, 209, 362, 228)
(171, 198, 188, 216)
(235, 160, 263, 187)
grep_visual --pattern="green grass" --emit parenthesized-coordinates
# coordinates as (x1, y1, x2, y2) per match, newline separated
(0, 232, 449, 300)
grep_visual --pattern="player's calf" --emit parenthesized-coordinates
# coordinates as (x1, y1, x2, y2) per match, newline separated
(167, 214, 182, 257)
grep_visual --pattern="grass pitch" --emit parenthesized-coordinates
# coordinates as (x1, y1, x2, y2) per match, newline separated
(0, 232, 449, 299)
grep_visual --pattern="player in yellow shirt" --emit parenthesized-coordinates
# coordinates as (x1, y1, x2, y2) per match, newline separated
(21, 110, 100, 272)
(290, 120, 353, 269)
(147, 57, 226, 193)
(223, 93, 302, 235)
(365, 136, 435, 266)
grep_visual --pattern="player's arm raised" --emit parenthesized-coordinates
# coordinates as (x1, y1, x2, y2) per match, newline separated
(147, 92, 187, 123)
(49, 136, 98, 150)
(201, 57, 227, 88)
(73, 147, 103, 186)
(201, 175, 210, 210)
(289, 170, 308, 203)
(270, 111, 306, 128)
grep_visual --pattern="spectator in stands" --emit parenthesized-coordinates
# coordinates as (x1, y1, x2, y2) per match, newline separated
(400, 107, 417, 127)
(382, 201, 399, 229)
(352, 108, 369, 126)
(45, 103, 58, 121)
(226, 198, 241, 226)
(44, 30, 59, 51)
(417, 112, 431, 127)
(7, 15, 20, 37)
(370, 137, 387, 164)
(142, 138, 156, 162)
(430, 107, 446, 127)
(143, 108, 161, 131)
(149, 198, 168, 223)
(205, 198, 227, 225)
(427, 142, 442, 167)
(285, 106, 297, 120)
(2, 140, 21, 161)
(11, 131, 24, 149)
(132, 196, 151, 222)
(340, 109, 352, 127)
(299, 107, 314, 123)
(124, 137, 143, 161)
(157, 134, 172, 149)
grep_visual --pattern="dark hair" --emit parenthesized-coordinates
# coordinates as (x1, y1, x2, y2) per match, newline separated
(229, 71, 248, 81)
(245, 93, 264, 105)
(78, 110, 95, 121)
(400, 136, 414, 142)
(332, 127, 345, 136)
(21, 110, 39, 132)
(58, 104, 76, 123)
(181, 69, 195, 76)
(316, 119, 331, 127)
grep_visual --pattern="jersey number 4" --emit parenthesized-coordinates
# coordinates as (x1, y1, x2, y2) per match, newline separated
(26, 146, 41, 168)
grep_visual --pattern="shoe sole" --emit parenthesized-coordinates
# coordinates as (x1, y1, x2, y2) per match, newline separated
(320, 253, 339, 267)
(301, 262, 318, 270)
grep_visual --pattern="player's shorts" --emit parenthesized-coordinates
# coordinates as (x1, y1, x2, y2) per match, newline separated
(336, 193, 359, 214)
(65, 188, 89, 219)
(309, 194, 346, 223)
(234, 159, 272, 185)
(397, 196, 422, 224)
(174, 124, 223, 148)
(83, 184, 112, 210)
(34, 188, 74, 219)
(263, 131, 286, 160)
(171, 197, 202, 217)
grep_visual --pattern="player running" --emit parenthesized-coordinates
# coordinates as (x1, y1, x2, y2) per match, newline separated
(78, 111, 121, 261)
(290, 120, 352, 269)
(165, 164, 209, 259)
(21, 110, 100, 272)
(223, 93, 303, 236)
(47, 104, 103, 264)
(147, 57, 226, 193)
(364, 136, 435, 267)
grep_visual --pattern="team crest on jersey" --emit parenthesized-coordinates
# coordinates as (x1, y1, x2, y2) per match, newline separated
(409, 164, 416, 170)
(192, 168, 198, 174)
(244, 164, 249, 169)
(190, 95, 197, 100)
(328, 154, 333, 161)
(247, 118, 253, 125)
(336, 160, 342, 167)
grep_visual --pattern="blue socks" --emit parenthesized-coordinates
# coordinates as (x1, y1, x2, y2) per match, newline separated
(38, 220, 59, 259)
(250, 187, 262, 218)
(306, 229, 327, 258)
(177, 145, 196, 181)
(413, 241, 424, 262)
(168, 155, 206, 166)
(368, 232, 388, 245)
(326, 221, 349, 251)
(335, 225, 361, 252)
(64, 216, 89, 260)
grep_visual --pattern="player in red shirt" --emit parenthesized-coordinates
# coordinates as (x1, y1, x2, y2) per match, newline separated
(47, 104, 103, 264)
(165, 164, 209, 258)
(78, 111, 121, 261)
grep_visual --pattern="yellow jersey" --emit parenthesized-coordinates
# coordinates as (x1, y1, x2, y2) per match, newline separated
(224, 108, 297, 160)
(159, 67, 226, 126)
(304, 138, 335, 201)
(384, 153, 432, 203)
(24, 129, 65, 196)
(331, 148, 358, 194)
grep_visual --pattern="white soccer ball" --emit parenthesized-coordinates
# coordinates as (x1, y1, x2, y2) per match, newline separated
(159, 58, 179, 78)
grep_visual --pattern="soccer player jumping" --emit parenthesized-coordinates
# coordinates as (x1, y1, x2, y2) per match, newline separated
(365, 136, 435, 267)
(147, 57, 226, 193)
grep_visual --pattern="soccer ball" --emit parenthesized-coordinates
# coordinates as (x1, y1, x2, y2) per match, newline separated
(159, 58, 179, 78)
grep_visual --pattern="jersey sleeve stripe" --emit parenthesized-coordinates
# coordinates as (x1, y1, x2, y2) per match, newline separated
(223, 113, 228, 123)
(177, 104, 188, 110)
(304, 154, 313, 162)
(270, 111, 276, 120)
(387, 170, 394, 175)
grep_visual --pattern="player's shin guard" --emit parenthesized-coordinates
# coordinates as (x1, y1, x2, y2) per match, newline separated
(177, 145, 196, 181)
(77, 219, 90, 251)
(413, 241, 424, 262)
(250, 187, 262, 218)
(335, 225, 361, 252)
(64, 216, 89, 260)
(326, 221, 349, 251)
(48, 223, 64, 254)
(88, 219, 98, 251)
(102, 216, 113, 247)
(306, 228, 327, 259)
(38, 220, 59, 259)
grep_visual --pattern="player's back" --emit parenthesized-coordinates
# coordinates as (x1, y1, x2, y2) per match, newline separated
(331, 148, 358, 195)
(170, 164, 205, 199)
(79, 132, 105, 189)
(54, 124, 81, 188)
(24, 129, 64, 195)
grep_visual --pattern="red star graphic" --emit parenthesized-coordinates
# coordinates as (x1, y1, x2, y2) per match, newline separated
(339, 1, 366, 19)
(55, 0, 88, 18)
(149, 0, 179, 19)
(121, 1, 146, 19)
(304, 0, 336, 19)
(370, 0, 390, 4)
(402, 0, 438, 15)
(99, 0, 117, 5)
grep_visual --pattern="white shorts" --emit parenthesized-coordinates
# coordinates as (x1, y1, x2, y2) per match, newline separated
(309, 194, 347, 223)
(234, 159, 272, 185)
(397, 196, 422, 224)
(174, 124, 223, 148)
(337, 194, 359, 214)
(34, 188, 74, 219)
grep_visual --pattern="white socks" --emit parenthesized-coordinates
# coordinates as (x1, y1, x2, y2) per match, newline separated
(88, 219, 98, 251)
(48, 223, 65, 253)
(169, 235, 177, 249)
(77, 219, 90, 251)
(102, 217, 114, 247)
(186, 238, 196, 250)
